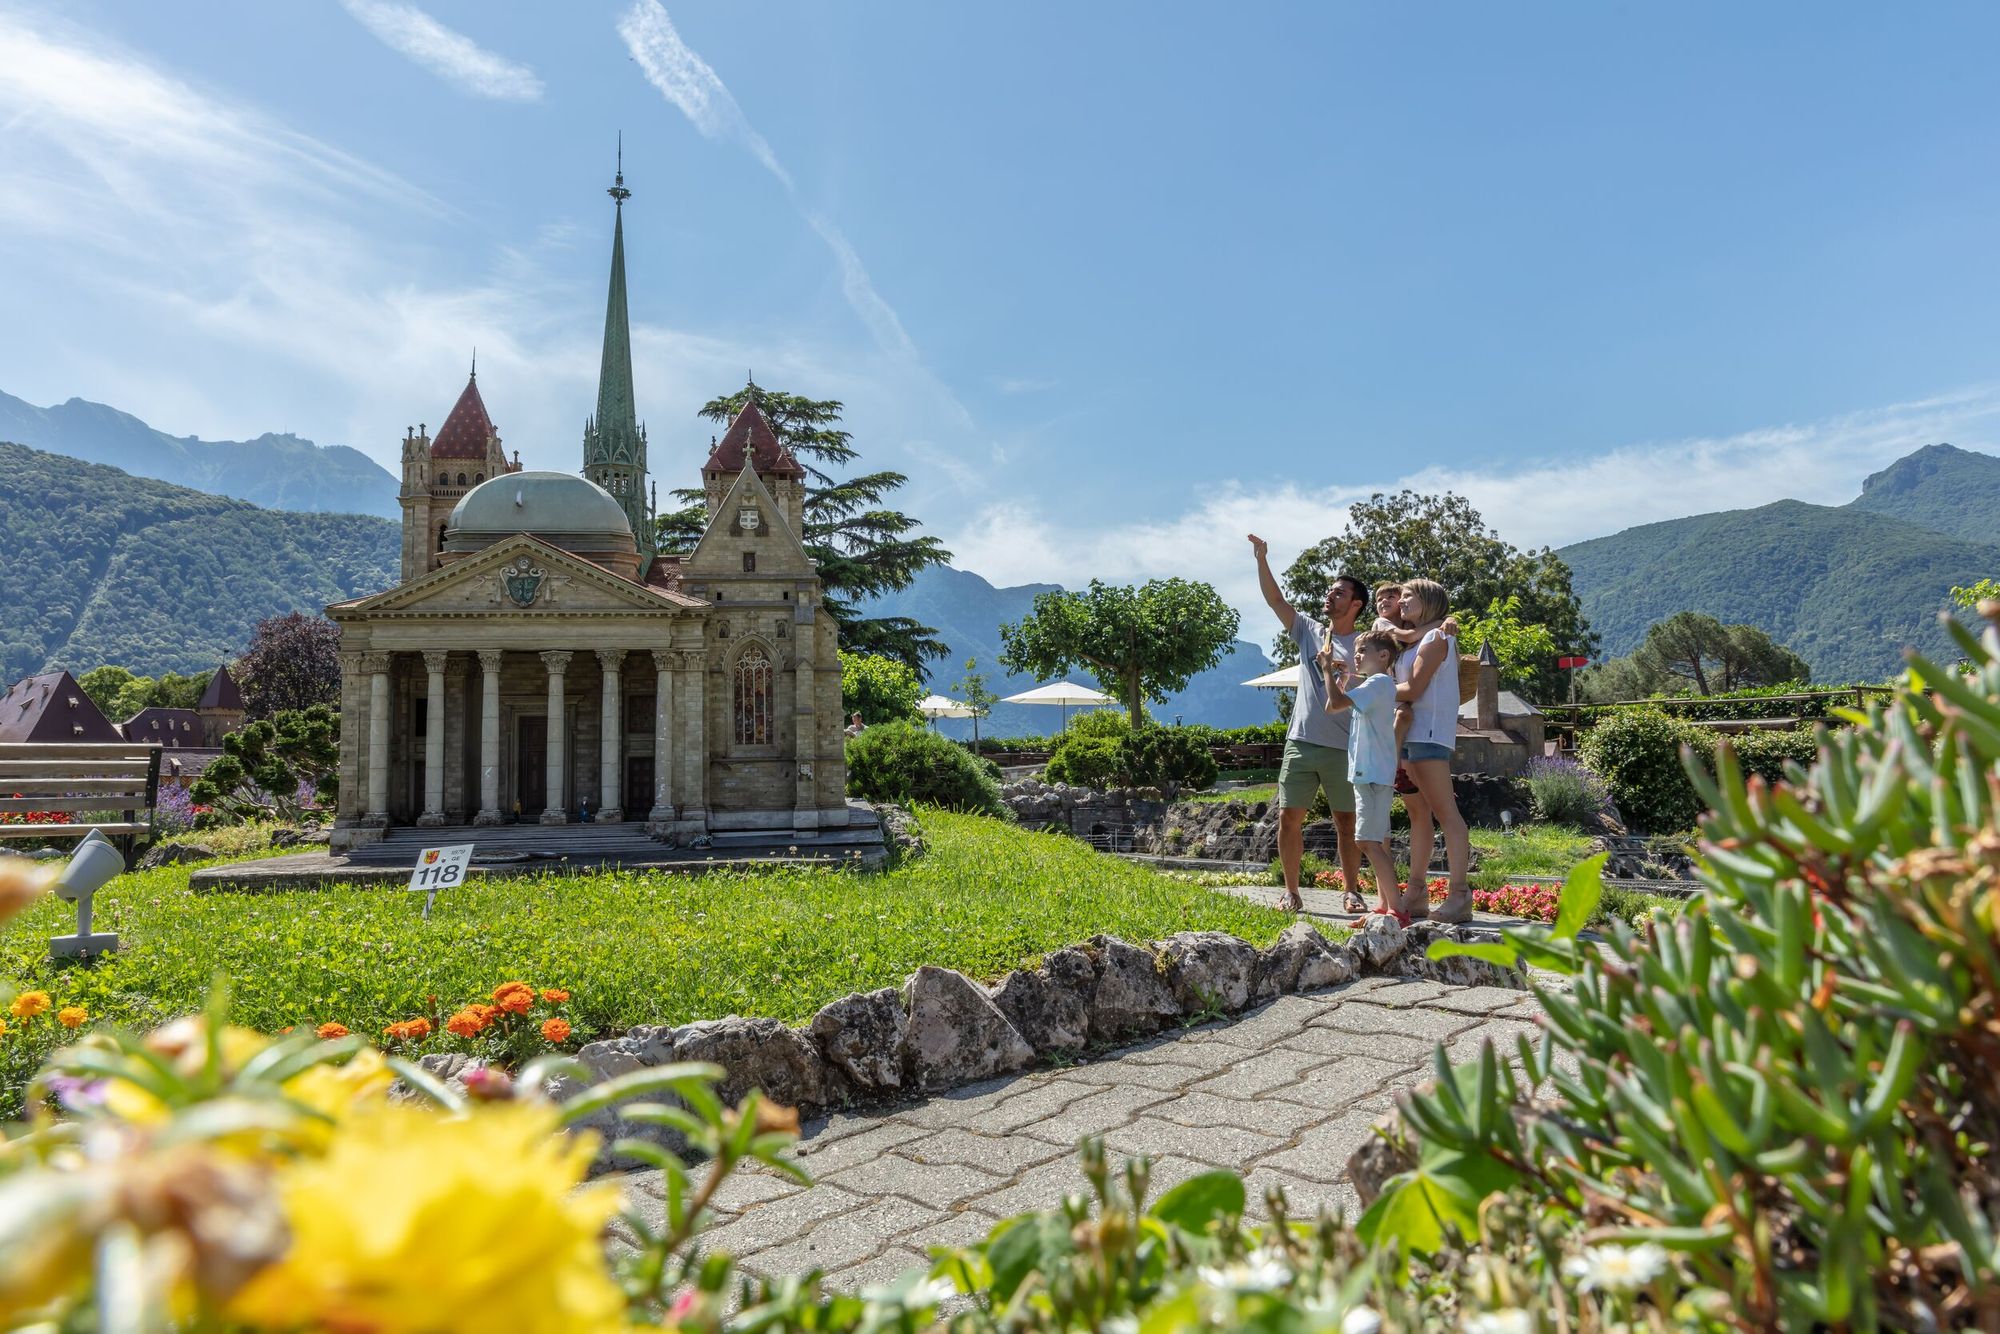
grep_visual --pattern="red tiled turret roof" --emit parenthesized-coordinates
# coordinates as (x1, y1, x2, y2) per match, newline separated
(431, 372, 497, 460)
(703, 399, 806, 480)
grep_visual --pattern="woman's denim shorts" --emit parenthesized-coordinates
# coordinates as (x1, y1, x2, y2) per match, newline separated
(1401, 741, 1455, 763)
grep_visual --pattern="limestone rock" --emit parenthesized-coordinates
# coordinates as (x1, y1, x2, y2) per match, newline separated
(139, 842, 215, 868)
(809, 988, 906, 1093)
(1350, 914, 1407, 973)
(1345, 1107, 1418, 1206)
(901, 966, 1035, 1093)
(673, 1016, 826, 1110)
(1254, 921, 1358, 998)
(1083, 935, 1182, 1041)
(1157, 930, 1257, 1013)
(989, 947, 1094, 1053)
(1398, 922, 1526, 990)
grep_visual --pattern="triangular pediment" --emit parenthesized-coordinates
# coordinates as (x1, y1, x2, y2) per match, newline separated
(684, 464, 812, 576)
(331, 535, 701, 617)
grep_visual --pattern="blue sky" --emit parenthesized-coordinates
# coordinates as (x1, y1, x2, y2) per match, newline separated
(5, 2, 2000, 620)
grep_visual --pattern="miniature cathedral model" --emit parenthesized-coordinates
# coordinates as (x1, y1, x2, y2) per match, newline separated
(327, 155, 849, 848)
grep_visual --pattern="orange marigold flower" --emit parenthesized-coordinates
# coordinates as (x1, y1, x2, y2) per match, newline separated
(10, 990, 51, 1020)
(539, 988, 570, 1004)
(491, 980, 534, 1005)
(56, 1006, 87, 1029)
(495, 990, 534, 1016)
(402, 1016, 432, 1040)
(446, 1008, 489, 1039)
(316, 1022, 350, 1040)
(540, 1018, 572, 1043)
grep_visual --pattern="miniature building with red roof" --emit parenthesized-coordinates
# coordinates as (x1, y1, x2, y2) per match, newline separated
(396, 360, 523, 583)
(0, 671, 124, 743)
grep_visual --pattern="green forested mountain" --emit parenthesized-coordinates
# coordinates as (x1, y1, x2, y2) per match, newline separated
(1561, 484, 2000, 681)
(1846, 442, 2000, 544)
(0, 442, 399, 682)
(0, 389, 399, 519)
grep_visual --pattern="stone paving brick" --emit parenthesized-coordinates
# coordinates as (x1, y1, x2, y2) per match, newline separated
(1313, 1003, 1479, 1042)
(1016, 1083, 1178, 1147)
(698, 1183, 873, 1258)
(708, 1167, 808, 1215)
(1061, 1056, 1213, 1090)
(1445, 1019, 1544, 1068)
(790, 1120, 934, 1176)
(1264, 1055, 1410, 1110)
(1145, 1087, 1327, 1137)
(745, 1196, 942, 1275)
(908, 1208, 1003, 1252)
(1339, 978, 1458, 1009)
(1249, 1110, 1386, 1184)
(1102, 1035, 1216, 1067)
(1102, 1116, 1285, 1169)
(1422, 985, 1537, 1016)
(961, 1076, 1104, 1135)
(1245, 1170, 1360, 1222)
(1180, 996, 1334, 1049)
(819, 1154, 1003, 1209)
(899, 1129, 1072, 1175)
(825, 1246, 933, 1292)
(1277, 1023, 1436, 1064)
(890, 1077, 1022, 1131)
(1182, 1046, 1331, 1098)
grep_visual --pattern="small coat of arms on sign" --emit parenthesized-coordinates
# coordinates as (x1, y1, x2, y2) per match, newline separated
(503, 556, 546, 607)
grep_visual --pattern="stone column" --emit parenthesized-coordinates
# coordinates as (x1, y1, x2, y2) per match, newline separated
(679, 649, 707, 822)
(418, 650, 448, 826)
(363, 652, 392, 823)
(474, 650, 503, 825)
(649, 649, 676, 824)
(335, 650, 364, 827)
(792, 653, 818, 829)
(540, 650, 571, 824)
(597, 649, 626, 822)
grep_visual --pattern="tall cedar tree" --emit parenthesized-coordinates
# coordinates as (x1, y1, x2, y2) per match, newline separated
(654, 386, 952, 677)
(234, 612, 342, 719)
(1280, 490, 1596, 702)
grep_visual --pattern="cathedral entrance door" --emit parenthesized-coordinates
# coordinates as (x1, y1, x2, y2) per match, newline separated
(625, 755, 654, 821)
(516, 716, 547, 815)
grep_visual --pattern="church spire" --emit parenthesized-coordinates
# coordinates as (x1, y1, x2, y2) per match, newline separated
(582, 136, 653, 561)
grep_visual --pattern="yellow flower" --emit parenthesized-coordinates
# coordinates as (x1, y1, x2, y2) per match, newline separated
(104, 1019, 274, 1126)
(57, 1006, 87, 1030)
(280, 1049, 394, 1151)
(229, 1103, 625, 1333)
(10, 990, 51, 1020)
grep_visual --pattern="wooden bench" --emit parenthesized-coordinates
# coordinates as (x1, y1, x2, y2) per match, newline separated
(0, 743, 163, 867)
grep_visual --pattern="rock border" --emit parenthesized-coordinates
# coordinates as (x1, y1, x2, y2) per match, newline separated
(438, 914, 1525, 1172)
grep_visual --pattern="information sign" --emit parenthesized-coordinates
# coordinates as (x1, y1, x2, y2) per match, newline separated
(408, 844, 474, 919)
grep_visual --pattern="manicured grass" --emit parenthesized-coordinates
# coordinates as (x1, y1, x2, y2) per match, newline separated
(1186, 784, 1278, 805)
(1466, 823, 1596, 891)
(1, 811, 1310, 1075)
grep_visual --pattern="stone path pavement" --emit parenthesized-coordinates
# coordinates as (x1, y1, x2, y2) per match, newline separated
(612, 975, 1544, 1290)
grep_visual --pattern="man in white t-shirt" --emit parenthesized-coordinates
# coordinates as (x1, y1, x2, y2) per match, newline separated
(1249, 534, 1367, 912)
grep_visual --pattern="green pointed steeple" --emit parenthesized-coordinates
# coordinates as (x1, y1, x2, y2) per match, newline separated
(582, 138, 654, 561)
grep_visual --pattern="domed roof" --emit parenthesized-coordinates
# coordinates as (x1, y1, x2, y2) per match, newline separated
(445, 472, 635, 552)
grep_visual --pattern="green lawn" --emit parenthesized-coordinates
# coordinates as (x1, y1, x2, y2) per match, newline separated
(1466, 823, 1596, 890)
(1, 811, 1308, 1070)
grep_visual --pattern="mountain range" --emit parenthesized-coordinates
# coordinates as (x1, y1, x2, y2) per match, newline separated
(0, 389, 399, 519)
(1, 389, 1994, 708)
(1557, 443, 2000, 681)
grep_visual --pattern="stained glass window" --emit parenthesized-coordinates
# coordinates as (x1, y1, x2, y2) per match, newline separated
(733, 647, 772, 745)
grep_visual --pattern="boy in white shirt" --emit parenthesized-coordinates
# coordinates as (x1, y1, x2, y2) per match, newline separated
(1315, 629, 1412, 920)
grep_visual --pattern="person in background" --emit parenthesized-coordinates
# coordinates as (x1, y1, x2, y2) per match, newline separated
(1315, 628, 1406, 919)
(1248, 534, 1368, 913)
(844, 712, 866, 739)
(1395, 577, 1473, 923)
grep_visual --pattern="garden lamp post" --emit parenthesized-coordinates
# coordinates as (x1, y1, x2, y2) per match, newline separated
(50, 828, 123, 959)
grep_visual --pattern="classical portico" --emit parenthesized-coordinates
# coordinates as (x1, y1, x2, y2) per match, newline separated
(326, 154, 852, 853)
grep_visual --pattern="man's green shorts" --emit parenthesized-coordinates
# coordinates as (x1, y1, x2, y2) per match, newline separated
(1277, 737, 1355, 813)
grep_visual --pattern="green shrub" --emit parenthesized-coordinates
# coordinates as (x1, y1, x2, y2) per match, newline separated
(1402, 609, 2000, 1328)
(843, 721, 1005, 815)
(1730, 724, 1821, 785)
(1067, 710, 1130, 741)
(1577, 707, 1707, 832)
(1521, 754, 1609, 825)
(1114, 726, 1218, 792)
(1043, 735, 1122, 789)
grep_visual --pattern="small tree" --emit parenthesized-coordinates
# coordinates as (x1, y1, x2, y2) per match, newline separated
(952, 657, 1001, 749)
(1951, 578, 2000, 611)
(1633, 611, 1809, 695)
(999, 578, 1239, 729)
(190, 705, 340, 822)
(1454, 595, 1557, 696)
(236, 613, 342, 719)
(839, 651, 923, 726)
(76, 665, 138, 715)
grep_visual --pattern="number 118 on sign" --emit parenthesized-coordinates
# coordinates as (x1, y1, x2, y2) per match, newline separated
(408, 844, 474, 917)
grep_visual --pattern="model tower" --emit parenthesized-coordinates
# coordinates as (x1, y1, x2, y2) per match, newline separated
(581, 141, 654, 561)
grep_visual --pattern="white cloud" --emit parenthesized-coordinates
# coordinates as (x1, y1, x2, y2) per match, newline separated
(339, 0, 543, 101)
(939, 387, 2000, 634)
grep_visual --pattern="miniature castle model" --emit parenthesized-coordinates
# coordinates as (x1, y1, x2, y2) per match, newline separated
(326, 155, 848, 849)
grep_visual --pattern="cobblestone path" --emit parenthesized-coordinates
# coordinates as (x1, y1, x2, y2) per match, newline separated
(611, 976, 1544, 1290)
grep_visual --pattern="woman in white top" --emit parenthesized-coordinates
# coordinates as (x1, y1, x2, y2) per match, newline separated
(1393, 578, 1472, 923)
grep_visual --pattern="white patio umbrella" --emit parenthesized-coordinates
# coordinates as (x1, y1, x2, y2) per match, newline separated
(916, 693, 976, 731)
(999, 681, 1114, 731)
(1242, 664, 1303, 689)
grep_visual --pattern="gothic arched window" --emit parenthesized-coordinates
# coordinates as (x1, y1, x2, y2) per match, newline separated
(733, 646, 773, 746)
(474, 472, 484, 484)
(457, 472, 467, 486)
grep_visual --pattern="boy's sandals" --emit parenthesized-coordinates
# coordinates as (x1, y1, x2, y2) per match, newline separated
(1342, 890, 1368, 914)
(1279, 891, 1304, 913)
